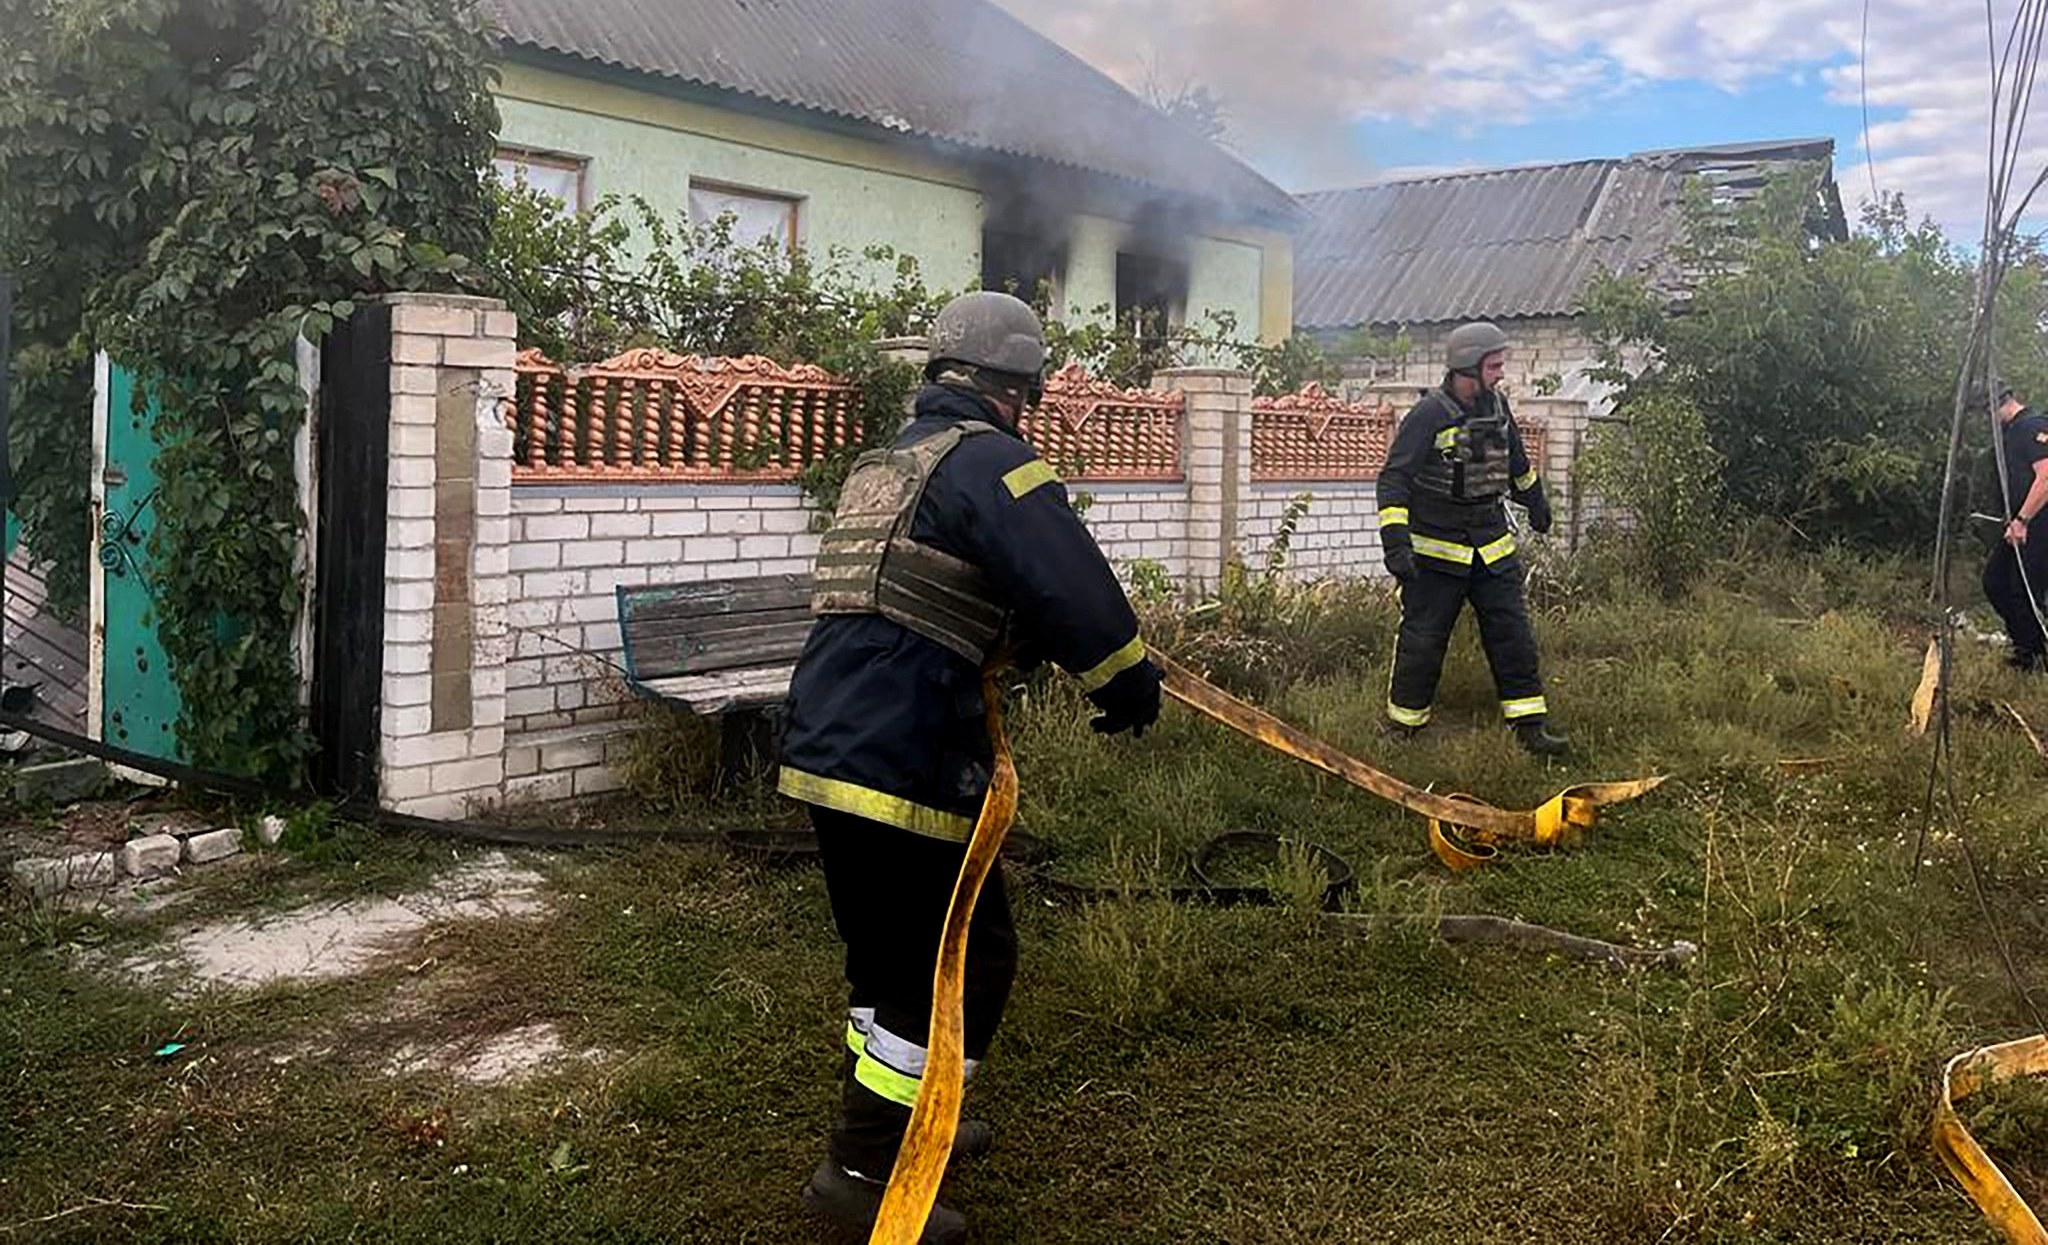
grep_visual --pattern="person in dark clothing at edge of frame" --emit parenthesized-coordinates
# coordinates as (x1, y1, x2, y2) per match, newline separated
(1985, 382, 2048, 672)
(1376, 320, 1571, 757)
(776, 290, 1165, 1243)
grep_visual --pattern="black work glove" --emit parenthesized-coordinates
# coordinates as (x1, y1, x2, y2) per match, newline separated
(1087, 658, 1163, 739)
(1382, 539, 1417, 584)
(1526, 490, 1553, 535)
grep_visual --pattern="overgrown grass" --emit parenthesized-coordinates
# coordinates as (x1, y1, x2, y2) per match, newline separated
(3, 548, 2046, 1241)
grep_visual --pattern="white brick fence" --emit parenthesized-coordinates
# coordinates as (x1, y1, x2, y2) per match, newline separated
(363, 299, 1593, 816)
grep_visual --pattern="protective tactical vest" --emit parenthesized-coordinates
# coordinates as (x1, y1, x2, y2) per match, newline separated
(1415, 388, 1512, 502)
(811, 422, 1010, 663)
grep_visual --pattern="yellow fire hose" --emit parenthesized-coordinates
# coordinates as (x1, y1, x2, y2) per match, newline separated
(1933, 1034, 2048, 1244)
(869, 671, 1020, 1245)
(1905, 638, 2048, 1239)
(869, 653, 1668, 1242)
(1149, 652, 1667, 871)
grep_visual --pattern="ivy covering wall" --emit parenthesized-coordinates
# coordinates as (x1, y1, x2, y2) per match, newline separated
(0, 0, 500, 778)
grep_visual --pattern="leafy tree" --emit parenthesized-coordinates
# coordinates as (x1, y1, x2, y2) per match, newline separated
(1581, 171, 2042, 552)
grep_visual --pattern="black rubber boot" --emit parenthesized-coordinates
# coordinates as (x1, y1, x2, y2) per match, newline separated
(1383, 719, 1426, 741)
(952, 1118, 994, 1160)
(801, 1160, 969, 1243)
(1513, 719, 1571, 757)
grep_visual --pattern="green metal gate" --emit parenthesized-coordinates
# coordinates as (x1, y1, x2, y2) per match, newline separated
(95, 357, 183, 762)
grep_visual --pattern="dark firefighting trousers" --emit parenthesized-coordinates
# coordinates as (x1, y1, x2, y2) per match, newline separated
(1388, 559, 1547, 725)
(812, 805, 1017, 1177)
(1984, 531, 2048, 661)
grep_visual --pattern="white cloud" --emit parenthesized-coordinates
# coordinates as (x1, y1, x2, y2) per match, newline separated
(994, 0, 2048, 236)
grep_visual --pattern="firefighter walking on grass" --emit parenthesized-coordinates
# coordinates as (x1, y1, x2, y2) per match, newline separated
(1376, 321, 1569, 756)
(1984, 382, 2048, 672)
(777, 291, 1164, 1242)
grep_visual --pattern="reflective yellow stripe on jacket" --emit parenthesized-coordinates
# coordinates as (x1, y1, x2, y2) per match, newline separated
(777, 768, 974, 841)
(1075, 634, 1146, 692)
(1001, 460, 1060, 500)
(1409, 531, 1518, 567)
(1410, 534, 1473, 564)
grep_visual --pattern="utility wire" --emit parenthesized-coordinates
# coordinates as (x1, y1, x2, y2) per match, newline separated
(1861, 0, 1881, 205)
(1918, 0, 2048, 1039)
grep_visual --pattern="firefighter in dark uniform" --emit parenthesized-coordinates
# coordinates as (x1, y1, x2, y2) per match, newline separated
(1985, 383, 2048, 671)
(779, 291, 1164, 1242)
(1376, 321, 1569, 756)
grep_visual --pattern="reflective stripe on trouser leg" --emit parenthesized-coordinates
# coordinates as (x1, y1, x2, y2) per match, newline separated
(1468, 559, 1547, 719)
(855, 1023, 982, 1108)
(1389, 569, 1467, 725)
(812, 806, 1020, 1174)
(845, 1006, 876, 1056)
(1387, 699, 1432, 727)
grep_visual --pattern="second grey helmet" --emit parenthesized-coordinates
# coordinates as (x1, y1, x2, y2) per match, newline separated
(1445, 321, 1511, 373)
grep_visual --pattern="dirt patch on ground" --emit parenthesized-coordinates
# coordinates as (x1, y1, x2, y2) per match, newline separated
(119, 851, 548, 993)
(89, 847, 608, 1087)
(387, 1022, 603, 1085)
(0, 792, 205, 860)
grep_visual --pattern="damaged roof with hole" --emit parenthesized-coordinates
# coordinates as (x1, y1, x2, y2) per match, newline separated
(483, 0, 1300, 223)
(1293, 139, 1848, 329)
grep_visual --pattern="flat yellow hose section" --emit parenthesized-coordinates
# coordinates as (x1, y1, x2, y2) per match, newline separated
(1932, 1034, 2048, 1244)
(1910, 638, 1942, 737)
(1151, 652, 1666, 871)
(870, 671, 1018, 1245)
(872, 653, 1666, 1242)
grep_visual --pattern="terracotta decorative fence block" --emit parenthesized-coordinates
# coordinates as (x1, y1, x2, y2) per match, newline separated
(1518, 416, 1549, 477)
(507, 349, 859, 482)
(507, 354, 1184, 486)
(1015, 363, 1186, 482)
(1251, 384, 1397, 481)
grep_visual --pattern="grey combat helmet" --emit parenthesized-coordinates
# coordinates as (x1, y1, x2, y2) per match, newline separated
(927, 291, 1048, 380)
(1445, 321, 1511, 372)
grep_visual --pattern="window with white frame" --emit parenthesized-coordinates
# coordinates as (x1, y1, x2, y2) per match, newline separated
(493, 148, 586, 210)
(689, 181, 801, 252)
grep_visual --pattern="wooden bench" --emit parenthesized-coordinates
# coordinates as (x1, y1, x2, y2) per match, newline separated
(616, 574, 817, 776)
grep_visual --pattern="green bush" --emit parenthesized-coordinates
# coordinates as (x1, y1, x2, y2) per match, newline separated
(1576, 390, 1726, 596)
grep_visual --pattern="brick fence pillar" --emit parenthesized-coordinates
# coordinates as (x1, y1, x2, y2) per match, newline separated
(375, 294, 516, 819)
(1152, 367, 1253, 591)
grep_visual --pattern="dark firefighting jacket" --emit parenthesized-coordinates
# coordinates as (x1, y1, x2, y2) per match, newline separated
(1376, 385, 1547, 577)
(777, 385, 1145, 840)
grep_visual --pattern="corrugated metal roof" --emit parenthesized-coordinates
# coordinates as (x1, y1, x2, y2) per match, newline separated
(484, 0, 1300, 221)
(1293, 140, 1841, 328)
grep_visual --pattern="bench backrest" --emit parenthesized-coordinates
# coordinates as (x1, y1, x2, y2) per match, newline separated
(618, 574, 817, 682)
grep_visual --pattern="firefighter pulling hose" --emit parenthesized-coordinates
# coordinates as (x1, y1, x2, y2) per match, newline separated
(864, 651, 1665, 1243)
(777, 292, 1163, 1243)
